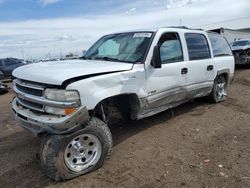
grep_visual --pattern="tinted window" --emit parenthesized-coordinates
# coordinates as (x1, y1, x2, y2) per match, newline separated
(159, 33, 183, 64)
(208, 33, 232, 57)
(185, 33, 211, 60)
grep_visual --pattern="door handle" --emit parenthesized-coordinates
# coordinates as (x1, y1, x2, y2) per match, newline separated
(181, 68, 188, 75)
(207, 65, 214, 71)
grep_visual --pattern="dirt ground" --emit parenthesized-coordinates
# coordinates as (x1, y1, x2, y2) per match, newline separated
(0, 67, 250, 188)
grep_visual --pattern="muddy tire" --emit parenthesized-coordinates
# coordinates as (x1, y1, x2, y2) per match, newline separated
(208, 75, 227, 103)
(40, 117, 112, 181)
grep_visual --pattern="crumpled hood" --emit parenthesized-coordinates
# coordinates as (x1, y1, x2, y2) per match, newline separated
(13, 59, 133, 85)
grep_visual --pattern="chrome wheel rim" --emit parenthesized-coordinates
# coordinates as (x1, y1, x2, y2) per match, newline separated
(216, 82, 227, 99)
(64, 134, 102, 172)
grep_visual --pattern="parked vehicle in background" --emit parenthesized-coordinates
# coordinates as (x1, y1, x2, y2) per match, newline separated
(231, 39, 250, 65)
(0, 58, 26, 79)
(0, 71, 9, 94)
(12, 27, 234, 181)
(0, 70, 4, 80)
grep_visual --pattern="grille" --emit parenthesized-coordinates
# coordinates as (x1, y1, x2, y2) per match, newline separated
(17, 98, 44, 112)
(14, 79, 46, 112)
(15, 82, 43, 96)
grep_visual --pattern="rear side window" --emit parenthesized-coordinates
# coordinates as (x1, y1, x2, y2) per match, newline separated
(185, 33, 211, 60)
(208, 33, 232, 57)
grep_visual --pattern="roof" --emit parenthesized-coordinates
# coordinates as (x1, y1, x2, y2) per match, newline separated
(112, 26, 204, 34)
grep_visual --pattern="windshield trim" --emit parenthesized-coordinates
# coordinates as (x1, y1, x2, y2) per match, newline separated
(84, 31, 156, 64)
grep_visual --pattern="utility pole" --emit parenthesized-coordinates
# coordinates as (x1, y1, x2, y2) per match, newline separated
(180, 18, 182, 26)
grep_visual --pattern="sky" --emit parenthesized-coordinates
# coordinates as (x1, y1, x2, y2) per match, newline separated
(0, 0, 250, 59)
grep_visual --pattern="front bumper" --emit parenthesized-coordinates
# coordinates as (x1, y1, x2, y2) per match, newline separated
(12, 98, 90, 135)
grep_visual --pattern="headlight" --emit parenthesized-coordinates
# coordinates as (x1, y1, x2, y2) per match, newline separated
(45, 89, 80, 101)
(44, 89, 80, 116)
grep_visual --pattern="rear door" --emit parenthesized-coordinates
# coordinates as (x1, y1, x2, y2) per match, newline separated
(184, 33, 216, 98)
(145, 32, 188, 109)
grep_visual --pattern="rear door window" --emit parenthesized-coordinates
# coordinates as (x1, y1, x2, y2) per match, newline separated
(185, 33, 211, 61)
(208, 33, 232, 57)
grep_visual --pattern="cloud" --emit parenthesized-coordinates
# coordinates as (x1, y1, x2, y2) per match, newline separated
(0, 0, 250, 59)
(38, 0, 63, 6)
(126, 7, 137, 14)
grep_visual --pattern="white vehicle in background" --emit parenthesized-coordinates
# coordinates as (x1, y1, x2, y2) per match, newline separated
(231, 39, 250, 65)
(12, 27, 234, 181)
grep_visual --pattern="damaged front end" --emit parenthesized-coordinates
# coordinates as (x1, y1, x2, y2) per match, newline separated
(12, 79, 89, 136)
(232, 49, 250, 65)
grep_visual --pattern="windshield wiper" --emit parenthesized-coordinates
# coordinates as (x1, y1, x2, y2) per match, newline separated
(92, 56, 122, 62)
(80, 56, 92, 60)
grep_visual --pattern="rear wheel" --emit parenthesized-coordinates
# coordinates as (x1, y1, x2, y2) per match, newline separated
(40, 117, 112, 181)
(208, 75, 227, 103)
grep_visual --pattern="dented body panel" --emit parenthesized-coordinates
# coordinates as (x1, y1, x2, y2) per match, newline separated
(13, 59, 134, 85)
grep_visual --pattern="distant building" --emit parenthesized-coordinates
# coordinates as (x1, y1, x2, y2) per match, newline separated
(198, 17, 250, 43)
(208, 28, 250, 44)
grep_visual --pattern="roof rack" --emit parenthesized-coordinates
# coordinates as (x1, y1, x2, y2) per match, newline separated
(166, 26, 189, 29)
(163, 26, 204, 31)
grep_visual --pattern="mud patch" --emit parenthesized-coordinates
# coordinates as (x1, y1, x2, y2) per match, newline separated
(222, 97, 250, 114)
(236, 77, 250, 87)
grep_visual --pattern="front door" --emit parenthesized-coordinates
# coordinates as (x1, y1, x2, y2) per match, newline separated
(145, 32, 188, 110)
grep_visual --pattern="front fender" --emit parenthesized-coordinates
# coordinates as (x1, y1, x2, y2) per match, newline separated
(66, 65, 146, 110)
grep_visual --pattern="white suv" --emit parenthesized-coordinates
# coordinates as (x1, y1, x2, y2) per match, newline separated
(12, 27, 234, 181)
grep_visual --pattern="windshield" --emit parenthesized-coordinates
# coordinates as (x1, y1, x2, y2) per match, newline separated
(83, 32, 154, 63)
(232, 40, 250, 47)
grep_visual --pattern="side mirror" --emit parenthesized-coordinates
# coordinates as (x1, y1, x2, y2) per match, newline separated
(151, 45, 161, 68)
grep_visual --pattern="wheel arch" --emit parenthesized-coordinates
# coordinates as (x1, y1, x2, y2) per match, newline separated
(217, 69, 230, 84)
(92, 93, 141, 121)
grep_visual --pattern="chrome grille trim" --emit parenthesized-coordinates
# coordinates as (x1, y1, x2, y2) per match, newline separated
(16, 98, 44, 112)
(14, 79, 44, 91)
(13, 80, 79, 109)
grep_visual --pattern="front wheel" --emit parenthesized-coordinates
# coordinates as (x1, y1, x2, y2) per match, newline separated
(208, 76, 227, 103)
(40, 117, 112, 181)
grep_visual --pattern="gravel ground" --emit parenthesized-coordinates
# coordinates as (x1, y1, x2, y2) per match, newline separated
(0, 67, 250, 188)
